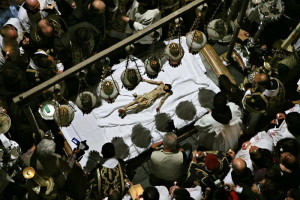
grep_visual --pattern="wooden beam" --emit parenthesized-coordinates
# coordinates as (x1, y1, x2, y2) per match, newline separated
(13, 0, 205, 103)
(200, 44, 237, 84)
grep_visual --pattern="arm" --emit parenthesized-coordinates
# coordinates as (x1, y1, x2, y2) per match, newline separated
(156, 92, 172, 112)
(142, 78, 163, 85)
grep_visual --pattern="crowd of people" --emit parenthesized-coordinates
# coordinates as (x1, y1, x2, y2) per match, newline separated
(0, 0, 300, 199)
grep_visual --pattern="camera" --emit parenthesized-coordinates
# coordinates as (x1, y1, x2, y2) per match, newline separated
(72, 137, 89, 151)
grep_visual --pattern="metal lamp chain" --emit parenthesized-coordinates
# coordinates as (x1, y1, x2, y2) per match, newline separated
(204, 0, 224, 33)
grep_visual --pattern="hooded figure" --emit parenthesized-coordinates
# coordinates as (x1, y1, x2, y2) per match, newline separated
(195, 92, 243, 151)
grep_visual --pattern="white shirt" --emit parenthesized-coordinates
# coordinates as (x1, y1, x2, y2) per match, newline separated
(195, 102, 243, 151)
(126, 0, 162, 44)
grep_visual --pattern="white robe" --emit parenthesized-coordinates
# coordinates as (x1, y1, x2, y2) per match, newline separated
(125, 0, 162, 44)
(18, 0, 48, 33)
(195, 102, 243, 151)
(0, 18, 25, 66)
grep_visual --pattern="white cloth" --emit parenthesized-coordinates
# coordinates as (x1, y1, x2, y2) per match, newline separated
(3, 18, 24, 44)
(102, 158, 118, 168)
(18, 0, 48, 33)
(156, 185, 202, 200)
(224, 105, 300, 184)
(195, 102, 242, 151)
(61, 37, 219, 166)
(126, 0, 162, 44)
(0, 18, 25, 66)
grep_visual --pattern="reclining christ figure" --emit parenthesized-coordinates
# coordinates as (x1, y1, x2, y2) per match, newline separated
(118, 79, 173, 118)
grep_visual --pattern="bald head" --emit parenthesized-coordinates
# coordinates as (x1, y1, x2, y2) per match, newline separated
(232, 158, 247, 173)
(38, 19, 53, 37)
(253, 73, 270, 88)
(25, 0, 40, 11)
(89, 0, 106, 14)
(0, 25, 18, 40)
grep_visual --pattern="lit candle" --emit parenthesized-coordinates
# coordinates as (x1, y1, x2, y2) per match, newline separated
(23, 167, 47, 187)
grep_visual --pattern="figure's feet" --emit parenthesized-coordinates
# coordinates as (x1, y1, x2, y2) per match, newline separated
(132, 93, 137, 98)
(118, 108, 127, 118)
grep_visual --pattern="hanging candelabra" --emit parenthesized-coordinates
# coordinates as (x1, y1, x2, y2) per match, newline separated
(75, 70, 98, 114)
(247, 0, 284, 48)
(186, 6, 207, 54)
(164, 18, 185, 67)
(97, 57, 120, 103)
(120, 44, 142, 90)
(206, 0, 234, 43)
(144, 31, 163, 79)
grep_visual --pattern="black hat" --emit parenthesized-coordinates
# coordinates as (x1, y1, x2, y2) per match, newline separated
(101, 142, 115, 158)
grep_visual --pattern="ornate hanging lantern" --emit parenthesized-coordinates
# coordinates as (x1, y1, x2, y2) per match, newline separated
(121, 68, 142, 90)
(0, 111, 11, 134)
(75, 91, 97, 114)
(186, 30, 207, 54)
(54, 104, 75, 127)
(207, 19, 234, 43)
(144, 56, 162, 79)
(205, 0, 235, 43)
(144, 31, 162, 79)
(186, 8, 207, 54)
(97, 79, 120, 103)
(164, 18, 185, 67)
(74, 67, 98, 114)
(38, 100, 59, 120)
(121, 44, 142, 90)
(39, 83, 65, 120)
(165, 43, 184, 67)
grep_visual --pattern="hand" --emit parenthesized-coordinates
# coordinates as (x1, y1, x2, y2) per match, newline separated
(121, 16, 130, 22)
(150, 141, 163, 149)
(242, 141, 251, 150)
(156, 107, 160, 112)
(45, 2, 56, 9)
(227, 149, 235, 158)
(276, 113, 285, 120)
(169, 185, 179, 194)
(71, 1, 77, 9)
(297, 85, 300, 93)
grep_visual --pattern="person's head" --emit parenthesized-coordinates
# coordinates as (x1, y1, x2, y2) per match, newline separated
(253, 73, 271, 88)
(108, 190, 122, 200)
(275, 138, 299, 170)
(163, 84, 172, 93)
(249, 146, 273, 169)
(101, 142, 115, 158)
(211, 92, 232, 124)
(260, 179, 279, 200)
(75, 27, 92, 45)
(213, 92, 228, 109)
(275, 138, 299, 158)
(172, 188, 194, 200)
(36, 139, 56, 159)
(232, 158, 247, 175)
(38, 19, 53, 37)
(163, 132, 177, 151)
(89, 0, 106, 14)
(25, 0, 40, 12)
(285, 112, 300, 136)
(32, 52, 55, 68)
(0, 24, 18, 40)
(204, 154, 220, 171)
(143, 186, 159, 200)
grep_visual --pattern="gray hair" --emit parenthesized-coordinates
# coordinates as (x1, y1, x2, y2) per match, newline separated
(36, 139, 56, 159)
(163, 132, 178, 151)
